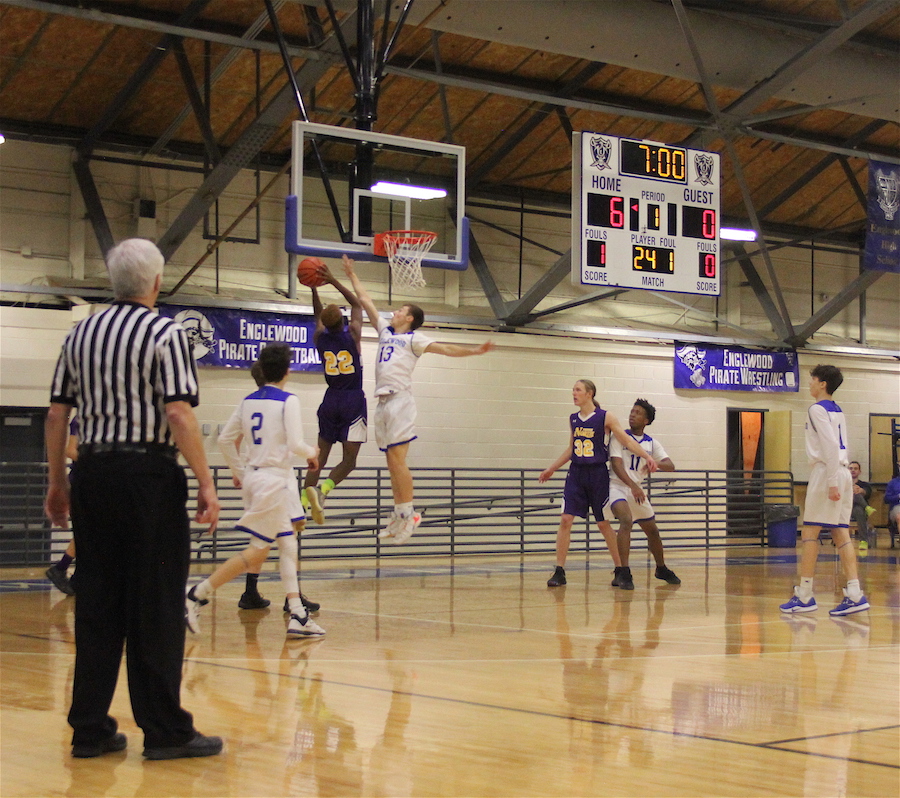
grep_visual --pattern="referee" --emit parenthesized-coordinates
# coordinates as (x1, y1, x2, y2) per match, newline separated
(44, 238, 223, 760)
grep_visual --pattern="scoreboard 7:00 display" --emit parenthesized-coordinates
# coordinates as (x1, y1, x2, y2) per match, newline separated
(572, 132, 721, 296)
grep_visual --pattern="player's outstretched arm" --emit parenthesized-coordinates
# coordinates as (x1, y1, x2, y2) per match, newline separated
(607, 412, 658, 473)
(323, 259, 365, 345)
(342, 255, 381, 329)
(425, 341, 495, 357)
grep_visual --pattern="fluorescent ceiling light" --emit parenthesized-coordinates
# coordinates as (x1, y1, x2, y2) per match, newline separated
(720, 227, 757, 241)
(370, 181, 447, 200)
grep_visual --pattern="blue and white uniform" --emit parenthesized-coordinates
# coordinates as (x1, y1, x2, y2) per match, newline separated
(373, 316, 433, 451)
(315, 323, 367, 444)
(804, 399, 852, 529)
(562, 407, 610, 519)
(219, 385, 316, 545)
(603, 430, 668, 523)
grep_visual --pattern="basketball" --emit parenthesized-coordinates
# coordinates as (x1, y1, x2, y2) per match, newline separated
(297, 257, 327, 287)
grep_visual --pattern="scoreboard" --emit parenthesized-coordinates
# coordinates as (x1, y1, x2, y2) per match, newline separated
(572, 132, 721, 296)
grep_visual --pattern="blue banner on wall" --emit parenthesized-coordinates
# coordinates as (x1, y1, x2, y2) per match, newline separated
(864, 159, 900, 273)
(674, 343, 799, 392)
(158, 304, 321, 371)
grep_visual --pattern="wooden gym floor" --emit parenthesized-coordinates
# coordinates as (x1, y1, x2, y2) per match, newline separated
(1, 546, 898, 797)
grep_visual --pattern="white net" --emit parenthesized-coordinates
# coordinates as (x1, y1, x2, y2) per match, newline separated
(381, 230, 437, 291)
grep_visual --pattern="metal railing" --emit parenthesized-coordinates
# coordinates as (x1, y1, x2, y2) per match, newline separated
(0, 463, 793, 566)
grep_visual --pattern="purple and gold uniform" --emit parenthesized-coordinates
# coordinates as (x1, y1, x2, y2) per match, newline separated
(315, 324, 367, 444)
(562, 407, 610, 519)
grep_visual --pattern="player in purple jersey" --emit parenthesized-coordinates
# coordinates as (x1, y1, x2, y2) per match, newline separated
(301, 257, 367, 526)
(539, 380, 658, 587)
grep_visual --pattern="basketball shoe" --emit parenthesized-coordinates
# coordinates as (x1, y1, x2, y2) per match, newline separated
(780, 587, 817, 613)
(391, 512, 421, 545)
(185, 586, 208, 633)
(305, 487, 325, 525)
(829, 589, 870, 616)
(287, 613, 326, 637)
(547, 566, 566, 587)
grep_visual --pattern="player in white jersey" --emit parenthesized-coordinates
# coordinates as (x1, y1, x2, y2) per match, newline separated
(780, 365, 869, 617)
(603, 399, 681, 590)
(343, 258, 494, 544)
(185, 344, 326, 638)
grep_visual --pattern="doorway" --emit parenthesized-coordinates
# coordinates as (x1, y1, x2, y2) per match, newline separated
(726, 409, 765, 536)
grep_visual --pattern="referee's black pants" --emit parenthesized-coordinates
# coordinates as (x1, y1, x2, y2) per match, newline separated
(68, 451, 196, 749)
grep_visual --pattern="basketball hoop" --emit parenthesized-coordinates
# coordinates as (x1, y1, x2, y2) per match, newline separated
(374, 230, 437, 291)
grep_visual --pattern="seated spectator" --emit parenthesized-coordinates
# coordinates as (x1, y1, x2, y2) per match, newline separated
(849, 461, 875, 547)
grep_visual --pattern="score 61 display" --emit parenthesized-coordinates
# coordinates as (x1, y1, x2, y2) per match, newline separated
(571, 132, 721, 296)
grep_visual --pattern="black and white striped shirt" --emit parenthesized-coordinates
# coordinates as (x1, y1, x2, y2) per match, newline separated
(50, 301, 200, 446)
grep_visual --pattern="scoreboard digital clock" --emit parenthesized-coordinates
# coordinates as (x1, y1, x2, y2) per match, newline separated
(572, 132, 721, 296)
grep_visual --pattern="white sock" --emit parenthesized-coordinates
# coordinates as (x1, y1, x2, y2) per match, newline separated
(395, 501, 414, 519)
(193, 579, 212, 601)
(846, 579, 863, 601)
(797, 578, 814, 601)
(288, 597, 306, 619)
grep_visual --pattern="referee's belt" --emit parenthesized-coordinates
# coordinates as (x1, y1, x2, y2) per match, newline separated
(78, 442, 178, 460)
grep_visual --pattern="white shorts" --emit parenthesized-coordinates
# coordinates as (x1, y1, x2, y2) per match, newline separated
(236, 467, 304, 545)
(803, 463, 852, 529)
(603, 483, 655, 523)
(374, 391, 417, 451)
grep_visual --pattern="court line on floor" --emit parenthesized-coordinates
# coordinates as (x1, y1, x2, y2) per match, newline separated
(186, 654, 900, 771)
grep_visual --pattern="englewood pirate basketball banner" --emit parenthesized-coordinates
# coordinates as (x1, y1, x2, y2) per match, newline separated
(674, 342, 799, 392)
(157, 304, 322, 372)
(864, 158, 900, 273)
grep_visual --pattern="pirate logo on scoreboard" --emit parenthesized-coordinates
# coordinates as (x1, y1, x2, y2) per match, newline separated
(694, 153, 715, 186)
(875, 167, 899, 221)
(174, 308, 216, 360)
(675, 344, 708, 388)
(589, 136, 612, 171)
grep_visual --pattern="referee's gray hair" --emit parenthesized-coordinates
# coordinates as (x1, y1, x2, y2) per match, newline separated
(107, 238, 164, 299)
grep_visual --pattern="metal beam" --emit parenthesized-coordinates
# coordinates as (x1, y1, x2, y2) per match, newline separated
(721, 0, 896, 118)
(2, 0, 323, 60)
(71, 156, 114, 257)
(466, 228, 508, 320)
(504, 251, 572, 327)
(150, 3, 286, 157)
(786, 268, 885, 347)
(382, 63, 713, 129)
(731, 244, 791, 341)
(469, 62, 604, 188)
(156, 10, 358, 263)
(672, 0, 795, 338)
(79, 0, 212, 154)
(527, 288, 629, 320)
(171, 40, 221, 164)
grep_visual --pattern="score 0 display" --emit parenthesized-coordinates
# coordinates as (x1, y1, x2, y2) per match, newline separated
(572, 132, 721, 296)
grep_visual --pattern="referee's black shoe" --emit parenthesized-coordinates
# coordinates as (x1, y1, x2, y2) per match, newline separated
(617, 567, 635, 590)
(72, 732, 127, 758)
(547, 566, 566, 587)
(143, 732, 223, 760)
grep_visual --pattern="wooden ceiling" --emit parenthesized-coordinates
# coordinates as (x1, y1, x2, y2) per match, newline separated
(1, 0, 898, 248)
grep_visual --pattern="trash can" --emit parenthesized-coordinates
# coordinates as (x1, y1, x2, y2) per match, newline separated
(764, 504, 800, 547)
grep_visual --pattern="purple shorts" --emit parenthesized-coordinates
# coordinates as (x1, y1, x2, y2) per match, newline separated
(562, 462, 610, 520)
(317, 388, 367, 444)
